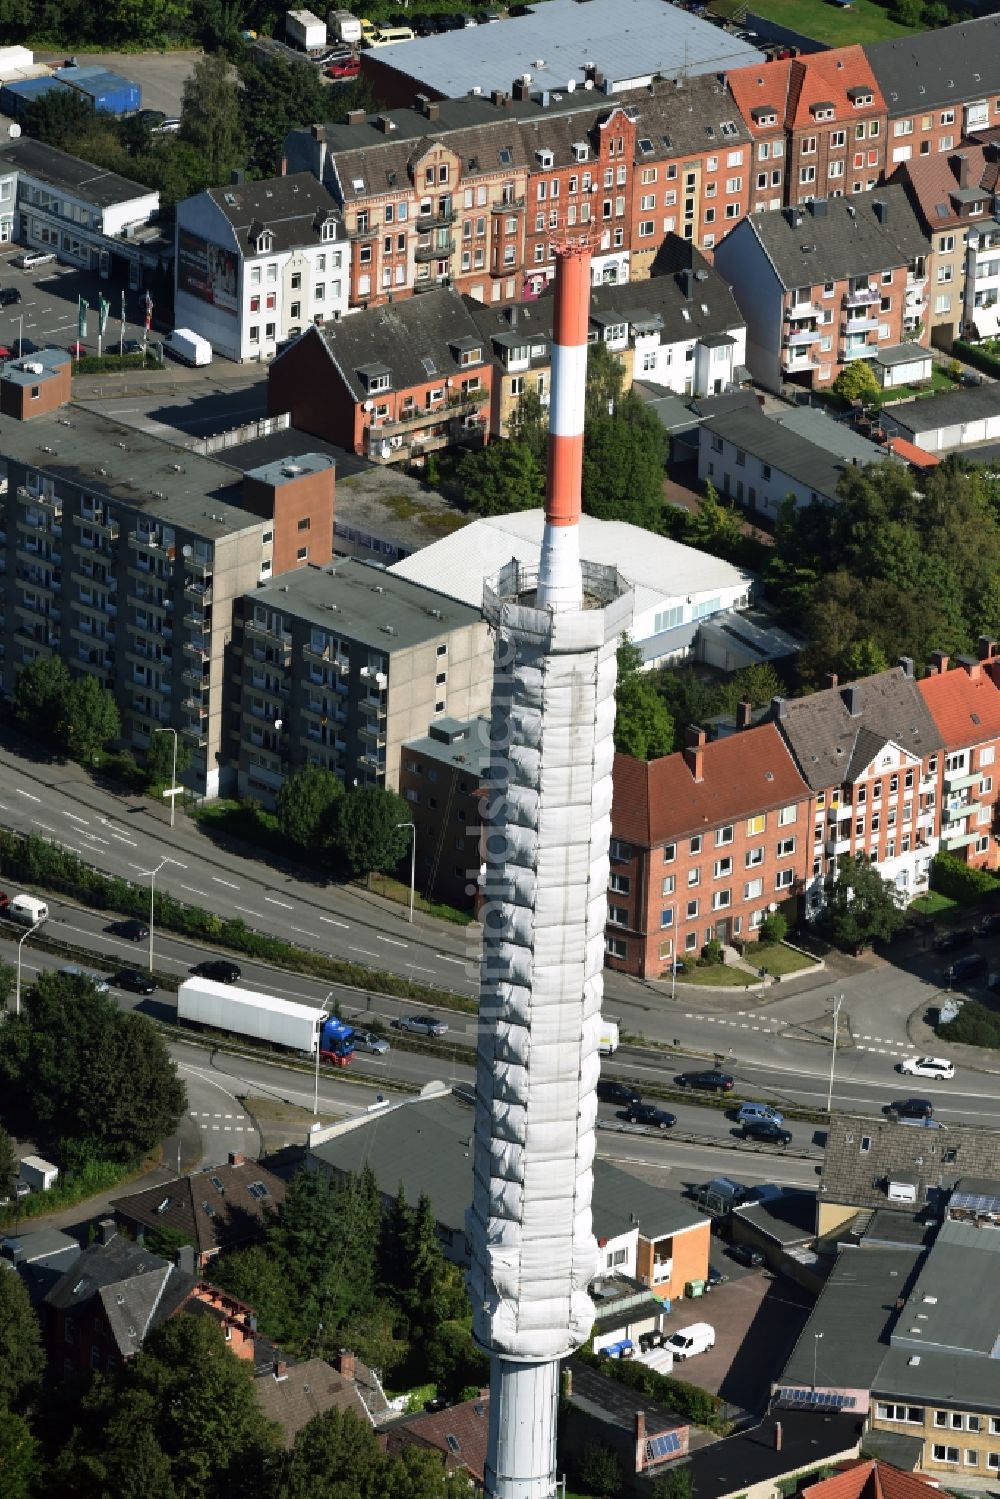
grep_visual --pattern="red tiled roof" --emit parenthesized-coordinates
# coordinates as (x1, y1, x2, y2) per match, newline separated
(886, 436, 940, 468)
(918, 663, 1000, 748)
(612, 724, 812, 846)
(389, 1394, 489, 1483)
(802, 1458, 935, 1499)
(728, 45, 885, 136)
(896, 143, 999, 230)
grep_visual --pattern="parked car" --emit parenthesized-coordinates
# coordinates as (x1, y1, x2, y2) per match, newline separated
(885, 1097, 934, 1121)
(740, 1118, 792, 1145)
(122, 338, 144, 355)
(137, 108, 167, 129)
(898, 1056, 955, 1080)
(676, 1069, 735, 1093)
(67, 341, 86, 357)
(352, 1029, 391, 1055)
(106, 918, 149, 942)
(0, 346, 11, 359)
(663, 1322, 715, 1360)
(597, 1079, 641, 1107)
(735, 1101, 784, 1127)
(12, 251, 56, 270)
(326, 56, 361, 78)
(932, 928, 974, 952)
(393, 1014, 449, 1036)
(727, 1243, 765, 1268)
(116, 969, 156, 995)
(945, 953, 987, 984)
(707, 1264, 728, 1289)
(960, 371, 985, 386)
(623, 1102, 676, 1130)
(152, 117, 181, 134)
(0, 286, 20, 306)
(191, 960, 241, 983)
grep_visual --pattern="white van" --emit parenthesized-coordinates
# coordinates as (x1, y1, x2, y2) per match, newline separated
(8, 893, 49, 926)
(12, 250, 56, 270)
(663, 1322, 715, 1360)
(370, 24, 414, 44)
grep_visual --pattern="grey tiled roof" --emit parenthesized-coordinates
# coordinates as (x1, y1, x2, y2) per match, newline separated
(881, 380, 1000, 438)
(254, 1358, 371, 1446)
(745, 186, 927, 290)
(698, 405, 865, 500)
(865, 18, 1000, 116)
(111, 1159, 286, 1256)
(44, 1235, 194, 1357)
(205, 173, 340, 253)
(773, 666, 942, 792)
(820, 1114, 1000, 1214)
(0, 136, 153, 207)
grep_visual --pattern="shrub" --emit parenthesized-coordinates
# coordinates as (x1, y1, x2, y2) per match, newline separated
(577, 1349, 728, 1432)
(953, 339, 1000, 376)
(758, 911, 788, 946)
(930, 851, 998, 904)
(700, 938, 725, 966)
(939, 1000, 1000, 1048)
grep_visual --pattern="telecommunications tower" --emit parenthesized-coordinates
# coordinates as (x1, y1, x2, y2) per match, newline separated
(467, 242, 635, 1499)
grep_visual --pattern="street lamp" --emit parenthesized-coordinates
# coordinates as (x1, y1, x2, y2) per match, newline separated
(155, 726, 181, 829)
(314, 990, 335, 1118)
(139, 856, 176, 973)
(15, 918, 42, 1018)
(396, 821, 416, 924)
(826, 992, 845, 1115)
(812, 1330, 824, 1392)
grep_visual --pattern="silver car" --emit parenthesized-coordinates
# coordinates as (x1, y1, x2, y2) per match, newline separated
(393, 1014, 449, 1037)
(352, 1029, 391, 1055)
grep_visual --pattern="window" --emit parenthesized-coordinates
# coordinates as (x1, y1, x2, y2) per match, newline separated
(662, 875, 675, 896)
(610, 838, 631, 862)
(776, 868, 794, 890)
(712, 889, 732, 910)
(297, 546, 308, 561)
(688, 867, 700, 887)
(877, 1404, 924, 1423)
(777, 837, 796, 858)
(686, 898, 699, 919)
(715, 825, 734, 847)
(933, 1447, 960, 1464)
(778, 805, 797, 826)
(746, 847, 764, 868)
(800, 166, 816, 185)
(689, 835, 702, 855)
(747, 814, 766, 835)
(981, 746, 995, 766)
(297, 517, 310, 532)
(802, 136, 817, 154)
(725, 203, 740, 219)
(608, 905, 629, 927)
(713, 857, 733, 878)
(663, 842, 676, 863)
(606, 937, 626, 959)
(660, 908, 674, 929)
(745, 877, 763, 899)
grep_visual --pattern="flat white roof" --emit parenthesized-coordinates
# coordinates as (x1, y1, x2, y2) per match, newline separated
(389, 509, 751, 617)
(367, 0, 764, 98)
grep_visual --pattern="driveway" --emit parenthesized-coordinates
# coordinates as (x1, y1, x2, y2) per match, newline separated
(33, 49, 202, 117)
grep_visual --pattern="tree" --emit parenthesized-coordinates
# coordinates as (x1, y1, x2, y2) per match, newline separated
(283, 1406, 467, 1499)
(104, 0, 194, 46)
(585, 339, 625, 426)
(425, 1319, 489, 1400)
(582, 389, 667, 530)
(758, 911, 788, 945)
(144, 731, 192, 786)
(457, 437, 544, 517)
(277, 765, 344, 854)
(576, 1440, 623, 1498)
(13, 655, 71, 743)
(337, 787, 411, 880)
(0, 1408, 43, 1499)
(506, 384, 547, 463)
(179, 52, 244, 183)
(614, 637, 674, 761)
(0, 1272, 44, 1411)
(684, 479, 743, 558)
(821, 855, 907, 953)
(22, 89, 101, 152)
(840, 636, 889, 679)
(61, 672, 121, 761)
(652, 1465, 694, 1499)
(0, 973, 185, 1159)
(831, 359, 882, 406)
(0, 1122, 15, 1203)
(237, 53, 360, 178)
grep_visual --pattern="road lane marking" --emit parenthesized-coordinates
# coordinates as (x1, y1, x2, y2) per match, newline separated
(377, 937, 407, 948)
(60, 811, 88, 824)
(212, 877, 239, 890)
(439, 955, 465, 965)
(234, 905, 264, 918)
(320, 917, 349, 928)
(16, 789, 40, 801)
(264, 897, 293, 909)
(181, 885, 210, 899)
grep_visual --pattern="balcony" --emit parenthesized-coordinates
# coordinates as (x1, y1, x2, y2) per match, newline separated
(18, 486, 62, 518)
(181, 664, 207, 690)
(844, 285, 879, 307)
(842, 315, 880, 334)
(491, 196, 526, 213)
(127, 528, 164, 552)
(942, 800, 973, 825)
(184, 578, 212, 605)
(349, 218, 379, 240)
(304, 638, 336, 664)
(184, 555, 212, 577)
(785, 301, 822, 320)
(415, 206, 456, 232)
(249, 674, 289, 701)
(944, 768, 981, 792)
(74, 513, 119, 541)
(943, 830, 978, 852)
(784, 326, 819, 347)
(182, 695, 208, 717)
(183, 638, 210, 661)
(245, 617, 291, 647)
(181, 722, 208, 746)
(415, 238, 455, 263)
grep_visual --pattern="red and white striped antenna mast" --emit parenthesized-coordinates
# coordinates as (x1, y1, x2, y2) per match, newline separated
(536, 231, 593, 612)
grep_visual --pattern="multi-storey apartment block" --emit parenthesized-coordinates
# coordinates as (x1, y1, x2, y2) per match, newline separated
(604, 725, 813, 980)
(919, 646, 1000, 871)
(398, 714, 490, 911)
(895, 144, 1000, 348)
(727, 45, 888, 214)
(283, 73, 752, 308)
(0, 358, 334, 798)
(231, 560, 492, 800)
(714, 186, 929, 390)
(866, 19, 1000, 167)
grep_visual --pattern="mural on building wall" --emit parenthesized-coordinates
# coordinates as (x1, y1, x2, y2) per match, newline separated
(177, 230, 238, 313)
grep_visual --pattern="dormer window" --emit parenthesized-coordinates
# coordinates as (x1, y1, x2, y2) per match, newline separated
(358, 362, 392, 394)
(256, 230, 273, 254)
(573, 142, 589, 163)
(536, 148, 554, 169)
(368, 373, 389, 393)
(321, 219, 337, 241)
(460, 346, 481, 366)
(812, 105, 835, 121)
(970, 199, 985, 216)
(751, 107, 778, 127)
(848, 88, 874, 108)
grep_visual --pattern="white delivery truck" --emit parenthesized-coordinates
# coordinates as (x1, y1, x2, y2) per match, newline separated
(328, 8, 362, 44)
(663, 1322, 715, 1360)
(7, 893, 49, 926)
(18, 1155, 59, 1192)
(597, 1016, 620, 1056)
(164, 328, 212, 366)
(178, 977, 323, 1053)
(286, 7, 327, 50)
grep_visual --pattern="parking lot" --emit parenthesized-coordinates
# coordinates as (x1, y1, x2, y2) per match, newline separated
(32, 49, 201, 118)
(675, 1266, 814, 1413)
(0, 252, 156, 360)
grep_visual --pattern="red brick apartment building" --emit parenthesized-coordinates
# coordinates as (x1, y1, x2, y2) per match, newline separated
(727, 45, 888, 214)
(604, 724, 812, 980)
(866, 19, 1000, 167)
(920, 644, 1000, 870)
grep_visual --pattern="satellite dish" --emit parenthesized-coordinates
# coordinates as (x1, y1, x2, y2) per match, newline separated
(182, 544, 192, 557)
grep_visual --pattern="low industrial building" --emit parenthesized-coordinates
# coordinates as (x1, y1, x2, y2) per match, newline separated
(174, 173, 347, 363)
(880, 381, 1000, 454)
(231, 560, 492, 798)
(390, 509, 754, 668)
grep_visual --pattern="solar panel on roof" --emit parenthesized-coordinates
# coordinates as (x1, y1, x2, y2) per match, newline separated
(775, 1387, 856, 1410)
(952, 1190, 1000, 1214)
(645, 1432, 682, 1461)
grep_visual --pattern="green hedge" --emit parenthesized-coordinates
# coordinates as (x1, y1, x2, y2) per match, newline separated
(930, 851, 998, 904)
(576, 1349, 729, 1433)
(953, 339, 1000, 377)
(73, 352, 164, 375)
(938, 1000, 1000, 1048)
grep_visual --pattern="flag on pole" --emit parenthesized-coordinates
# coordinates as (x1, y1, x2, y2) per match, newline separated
(121, 289, 126, 326)
(144, 290, 153, 332)
(77, 296, 88, 341)
(98, 295, 109, 337)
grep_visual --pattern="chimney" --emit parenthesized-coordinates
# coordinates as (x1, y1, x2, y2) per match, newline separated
(513, 77, 530, 100)
(337, 1348, 356, 1381)
(491, 89, 509, 107)
(823, 671, 839, 691)
(898, 655, 914, 679)
(843, 684, 863, 717)
(783, 206, 798, 228)
(931, 650, 950, 676)
(679, 267, 694, 299)
(811, 197, 828, 217)
(376, 114, 395, 134)
(979, 636, 998, 662)
(177, 1244, 195, 1275)
(950, 152, 971, 188)
(228, 1151, 246, 1167)
(873, 198, 889, 224)
(425, 100, 441, 121)
(683, 724, 706, 783)
(774, 1420, 783, 1451)
(771, 694, 787, 720)
(274, 1356, 288, 1380)
(536, 241, 589, 610)
(958, 653, 981, 680)
(310, 124, 326, 142)
(346, 108, 366, 126)
(98, 1218, 116, 1245)
(737, 697, 753, 731)
(636, 1411, 646, 1444)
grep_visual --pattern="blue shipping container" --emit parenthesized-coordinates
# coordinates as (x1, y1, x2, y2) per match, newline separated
(54, 66, 140, 116)
(0, 76, 73, 121)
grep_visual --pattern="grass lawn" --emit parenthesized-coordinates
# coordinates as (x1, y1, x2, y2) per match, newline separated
(360, 870, 476, 926)
(910, 891, 958, 918)
(740, 0, 913, 44)
(680, 941, 817, 987)
(881, 368, 960, 405)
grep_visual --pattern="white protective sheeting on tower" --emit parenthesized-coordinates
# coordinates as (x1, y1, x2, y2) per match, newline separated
(467, 561, 634, 1367)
